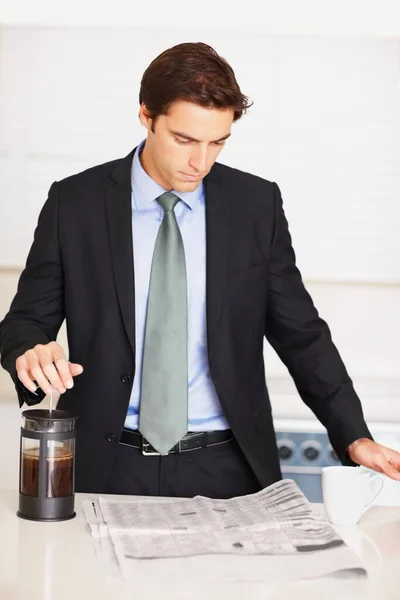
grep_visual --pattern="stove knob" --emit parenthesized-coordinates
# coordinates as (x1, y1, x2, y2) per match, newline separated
(279, 445, 293, 460)
(277, 439, 295, 461)
(303, 445, 320, 461)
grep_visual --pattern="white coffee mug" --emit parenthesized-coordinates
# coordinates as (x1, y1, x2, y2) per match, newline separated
(322, 466, 384, 526)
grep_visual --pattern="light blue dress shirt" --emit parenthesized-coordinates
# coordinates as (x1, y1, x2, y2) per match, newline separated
(124, 140, 229, 432)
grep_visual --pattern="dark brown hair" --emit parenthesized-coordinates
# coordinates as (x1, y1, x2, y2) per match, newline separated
(139, 42, 253, 131)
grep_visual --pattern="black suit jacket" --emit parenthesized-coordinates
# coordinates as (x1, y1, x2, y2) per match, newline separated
(0, 146, 372, 492)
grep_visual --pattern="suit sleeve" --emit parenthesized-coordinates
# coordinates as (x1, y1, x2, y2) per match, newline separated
(265, 181, 373, 465)
(0, 181, 65, 408)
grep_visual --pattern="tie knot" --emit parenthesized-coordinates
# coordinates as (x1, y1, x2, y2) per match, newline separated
(156, 192, 180, 212)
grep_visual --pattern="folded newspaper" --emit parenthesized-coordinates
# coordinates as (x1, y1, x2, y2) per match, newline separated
(82, 479, 366, 583)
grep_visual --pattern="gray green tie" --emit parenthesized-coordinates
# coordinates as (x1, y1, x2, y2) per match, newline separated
(138, 191, 188, 455)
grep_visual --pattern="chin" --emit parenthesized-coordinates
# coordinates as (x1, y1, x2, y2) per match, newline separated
(174, 182, 200, 193)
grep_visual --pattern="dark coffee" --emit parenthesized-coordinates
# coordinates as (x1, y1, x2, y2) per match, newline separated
(21, 447, 74, 498)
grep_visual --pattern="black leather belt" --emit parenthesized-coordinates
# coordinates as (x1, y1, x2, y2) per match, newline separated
(119, 428, 234, 455)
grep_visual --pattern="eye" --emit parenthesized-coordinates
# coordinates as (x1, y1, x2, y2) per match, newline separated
(173, 137, 225, 146)
(174, 137, 191, 145)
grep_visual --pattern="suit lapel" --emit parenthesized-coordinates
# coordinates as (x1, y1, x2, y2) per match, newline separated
(105, 148, 230, 361)
(105, 149, 136, 358)
(204, 166, 230, 350)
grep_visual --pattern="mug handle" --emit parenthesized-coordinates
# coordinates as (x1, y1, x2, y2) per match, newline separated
(361, 473, 384, 515)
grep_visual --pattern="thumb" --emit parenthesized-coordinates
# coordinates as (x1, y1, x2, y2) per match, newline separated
(69, 362, 84, 375)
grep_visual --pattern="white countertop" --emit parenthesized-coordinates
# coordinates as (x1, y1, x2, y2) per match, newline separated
(0, 490, 400, 600)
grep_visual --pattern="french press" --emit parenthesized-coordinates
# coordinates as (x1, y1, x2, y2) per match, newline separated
(17, 409, 78, 522)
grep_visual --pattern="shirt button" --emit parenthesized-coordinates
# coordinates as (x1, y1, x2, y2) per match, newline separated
(121, 374, 132, 384)
(106, 433, 116, 443)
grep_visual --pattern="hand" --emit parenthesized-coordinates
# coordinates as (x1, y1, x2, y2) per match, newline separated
(347, 438, 400, 481)
(16, 341, 84, 396)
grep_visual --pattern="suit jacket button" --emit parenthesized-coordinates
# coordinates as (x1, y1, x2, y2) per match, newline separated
(121, 374, 132, 384)
(106, 433, 116, 443)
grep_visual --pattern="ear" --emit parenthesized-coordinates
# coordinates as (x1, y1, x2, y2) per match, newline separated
(139, 103, 152, 131)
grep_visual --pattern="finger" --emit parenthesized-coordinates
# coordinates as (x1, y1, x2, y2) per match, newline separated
(377, 458, 400, 481)
(40, 345, 73, 393)
(53, 357, 76, 390)
(383, 467, 400, 481)
(26, 350, 53, 396)
(16, 356, 39, 394)
(42, 360, 67, 394)
(388, 451, 400, 468)
(46, 343, 79, 389)
(47, 345, 74, 393)
(69, 362, 84, 375)
(36, 345, 66, 393)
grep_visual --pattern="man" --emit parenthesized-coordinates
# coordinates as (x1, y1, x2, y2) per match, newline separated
(1, 42, 399, 497)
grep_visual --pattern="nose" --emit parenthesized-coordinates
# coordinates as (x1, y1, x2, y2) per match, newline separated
(188, 145, 208, 173)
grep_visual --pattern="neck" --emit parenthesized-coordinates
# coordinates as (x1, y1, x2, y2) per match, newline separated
(139, 142, 173, 191)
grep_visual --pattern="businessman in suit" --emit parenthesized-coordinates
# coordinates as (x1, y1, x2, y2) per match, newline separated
(1, 42, 399, 496)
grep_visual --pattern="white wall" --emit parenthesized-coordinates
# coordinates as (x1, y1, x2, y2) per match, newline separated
(1, 0, 400, 37)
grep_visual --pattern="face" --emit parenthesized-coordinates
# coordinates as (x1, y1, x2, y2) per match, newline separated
(138, 100, 234, 192)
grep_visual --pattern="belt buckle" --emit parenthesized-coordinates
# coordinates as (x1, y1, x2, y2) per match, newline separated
(141, 439, 161, 456)
(141, 438, 181, 455)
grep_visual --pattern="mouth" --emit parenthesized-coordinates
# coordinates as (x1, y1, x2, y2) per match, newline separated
(180, 172, 202, 181)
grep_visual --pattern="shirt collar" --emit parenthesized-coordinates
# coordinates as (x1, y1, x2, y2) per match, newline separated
(131, 139, 203, 210)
